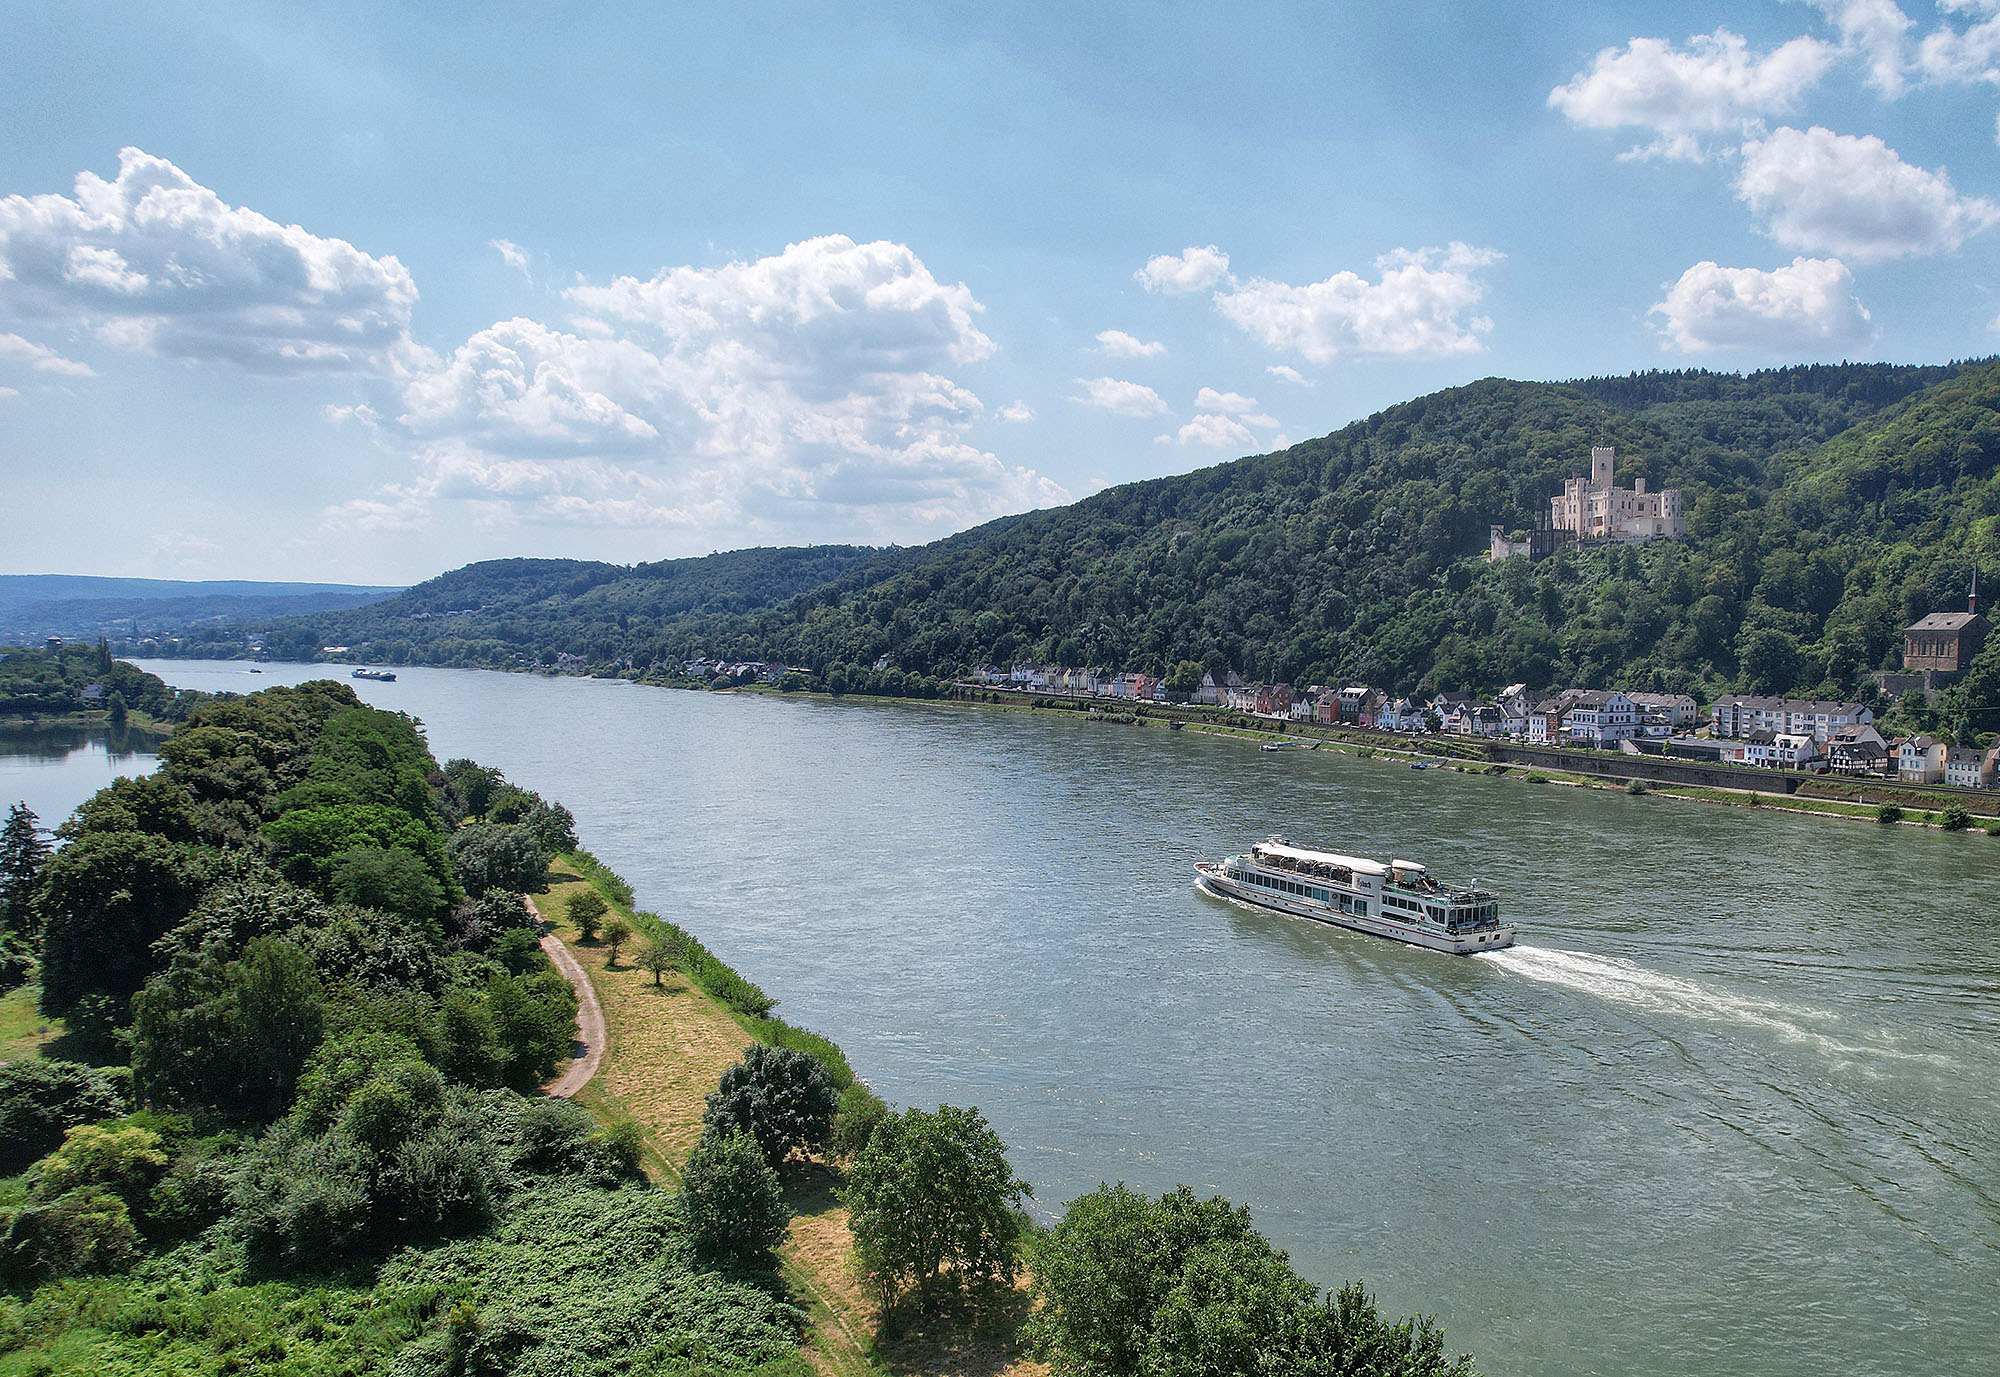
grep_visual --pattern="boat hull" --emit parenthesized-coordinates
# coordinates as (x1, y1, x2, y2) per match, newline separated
(1194, 862, 1514, 955)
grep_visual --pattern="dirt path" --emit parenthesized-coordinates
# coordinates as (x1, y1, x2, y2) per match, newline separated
(527, 893, 607, 1099)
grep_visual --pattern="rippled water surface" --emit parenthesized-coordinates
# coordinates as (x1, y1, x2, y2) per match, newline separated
(12, 663, 1982, 1375)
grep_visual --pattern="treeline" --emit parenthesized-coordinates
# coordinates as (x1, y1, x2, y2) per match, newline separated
(201, 360, 2000, 739)
(0, 681, 806, 1374)
(0, 642, 192, 723)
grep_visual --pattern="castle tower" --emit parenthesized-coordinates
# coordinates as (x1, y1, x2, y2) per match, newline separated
(1590, 446, 1615, 487)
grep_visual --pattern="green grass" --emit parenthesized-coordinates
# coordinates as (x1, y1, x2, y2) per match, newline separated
(0, 983, 57, 1063)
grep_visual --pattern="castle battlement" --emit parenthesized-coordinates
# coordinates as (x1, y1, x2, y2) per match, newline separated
(1549, 446, 1684, 544)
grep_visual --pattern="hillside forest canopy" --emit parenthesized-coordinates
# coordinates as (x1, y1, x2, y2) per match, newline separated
(149, 361, 2000, 740)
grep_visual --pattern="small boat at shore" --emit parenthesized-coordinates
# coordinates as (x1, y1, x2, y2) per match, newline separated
(1196, 836, 1514, 954)
(351, 668, 397, 682)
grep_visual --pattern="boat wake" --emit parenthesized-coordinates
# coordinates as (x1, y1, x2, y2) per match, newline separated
(1478, 945, 1952, 1067)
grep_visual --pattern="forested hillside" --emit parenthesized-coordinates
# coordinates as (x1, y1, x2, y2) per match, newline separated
(205, 545, 887, 661)
(191, 362, 2000, 722)
(0, 577, 400, 646)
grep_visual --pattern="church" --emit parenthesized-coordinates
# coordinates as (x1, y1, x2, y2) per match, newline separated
(1902, 576, 1987, 685)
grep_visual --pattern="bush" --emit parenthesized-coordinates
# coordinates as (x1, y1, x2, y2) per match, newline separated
(0, 1059, 127, 1173)
(831, 1082, 889, 1160)
(0, 1186, 139, 1281)
(1940, 805, 1972, 831)
(1624, 779, 1648, 795)
(1523, 773, 1549, 784)
(1877, 804, 1904, 824)
(702, 1044, 838, 1168)
(846, 1103, 1029, 1308)
(449, 824, 551, 898)
(681, 1130, 788, 1264)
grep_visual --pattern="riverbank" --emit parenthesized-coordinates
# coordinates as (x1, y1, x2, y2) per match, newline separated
(530, 854, 1043, 1377)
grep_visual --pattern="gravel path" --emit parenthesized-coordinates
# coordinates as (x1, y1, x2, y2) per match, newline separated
(527, 893, 607, 1098)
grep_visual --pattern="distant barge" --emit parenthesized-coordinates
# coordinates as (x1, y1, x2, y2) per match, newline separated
(351, 668, 397, 682)
(1196, 837, 1514, 954)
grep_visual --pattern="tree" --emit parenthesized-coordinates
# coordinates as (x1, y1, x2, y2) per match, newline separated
(329, 846, 445, 923)
(844, 1103, 1029, 1309)
(1270, 1283, 1477, 1377)
(130, 937, 328, 1119)
(701, 1044, 839, 1168)
(638, 939, 678, 986)
(0, 802, 50, 934)
(448, 823, 550, 897)
(37, 830, 204, 1018)
(1164, 660, 1204, 695)
(0, 1060, 126, 1173)
(601, 916, 633, 964)
(567, 888, 608, 941)
(485, 969, 578, 1088)
(680, 1129, 789, 1264)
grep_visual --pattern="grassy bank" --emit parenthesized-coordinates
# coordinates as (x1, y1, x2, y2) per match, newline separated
(532, 855, 1041, 1377)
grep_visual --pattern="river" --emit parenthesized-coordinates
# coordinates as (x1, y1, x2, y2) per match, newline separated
(3, 660, 1994, 1377)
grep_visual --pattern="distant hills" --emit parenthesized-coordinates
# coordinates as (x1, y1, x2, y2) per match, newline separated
(0, 574, 403, 644)
(142, 361, 2000, 725)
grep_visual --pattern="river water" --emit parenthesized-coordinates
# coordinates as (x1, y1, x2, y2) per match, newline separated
(4, 661, 1993, 1377)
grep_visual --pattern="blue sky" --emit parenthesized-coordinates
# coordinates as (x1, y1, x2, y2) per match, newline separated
(4, 1, 1999, 584)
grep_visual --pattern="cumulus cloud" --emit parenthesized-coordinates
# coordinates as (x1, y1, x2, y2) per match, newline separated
(1796, 0, 1916, 93)
(1650, 256, 1873, 351)
(491, 238, 531, 277)
(1210, 243, 1503, 362)
(0, 332, 93, 376)
(1071, 375, 1169, 417)
(1135, 244, 1233, 294)
(1914, 0, 2000, 85)
(1736, 125, 1999, 260)
(997, 400, 1035, 422)
(346, 235, 1065, 543)
(1265, 363, 1311, 386)
(1096, 328, 1166, 358)
(1193, 388, 1279, 428)
(0, 147, 416, 372)
(1161, 413, 1258, 449)
(1549, 28, 1831, 161)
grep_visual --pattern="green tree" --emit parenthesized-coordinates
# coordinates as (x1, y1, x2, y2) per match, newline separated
(601, 915, 633, 964)
(567, 887, 608, 940)
(0, 802, 50, 934)
(329, 845, 445, 922)
(486, 969, 578, 1089)
(0, 1060, 127, 1173)
(1164, 661, 1204, 695)
(130, 936, 327, 1119)
(1270, 1284, 1477, 1377)
(449, 823, 551, 896)
(702, 1044, 839, 1168)
(32, 1122, 169, 1213)
(844, 1103, 1029, 1309)
(681, 1129, 789, 1264)
(638, 939, 678, 986)
(37, 830, 204, 1018)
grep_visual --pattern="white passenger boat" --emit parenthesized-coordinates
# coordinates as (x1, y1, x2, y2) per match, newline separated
(1195, 837, 1514, 954)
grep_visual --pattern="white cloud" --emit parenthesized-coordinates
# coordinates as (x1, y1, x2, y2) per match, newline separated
(0, 332, 93, 376)
(1161, 412, 1258, 449)
(1265, 364, 1311, 386)
(997, 400, 1035, 422)
(492, 238, 531, 277)
(1915, 0, 2000, 85)
(0, 147, 417, 372)
(1794, 0, 1913, 93)
(1211, 243, 1503, 362)
(1071, 375, 1169, 417)
(149, 530, 221, 570)
(346, 235, 1065, 544)
(1192, 387, 1281, 428)
(1649, 256, 1873, 351)
(1736, 125, 1999, 260)
(0, 386, 18, 399)
(1135, 244, 1233, 294)
(1096, 328, 1166, 358)
(1549, 28, 1832, 161)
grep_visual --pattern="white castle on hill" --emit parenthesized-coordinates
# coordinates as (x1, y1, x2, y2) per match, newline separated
(1549, 446, 1685, 543)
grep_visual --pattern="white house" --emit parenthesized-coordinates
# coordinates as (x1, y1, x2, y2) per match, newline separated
(1772, 733, 1823, 769)
(1943, 746, 1986, 789)
(1711, 696, 1873, 742)
(1897, 735, 1948, 784)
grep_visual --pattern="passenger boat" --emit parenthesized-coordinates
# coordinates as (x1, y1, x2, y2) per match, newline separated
(1195, 837, 1514, 954)
(351, 668, 397, 682)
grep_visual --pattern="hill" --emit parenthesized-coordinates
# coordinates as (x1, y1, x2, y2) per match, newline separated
(167, 361, 2000, 724)
(0, 575, 402, 645)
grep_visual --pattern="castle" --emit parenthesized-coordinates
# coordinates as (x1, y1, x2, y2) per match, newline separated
(1489, 446, 1685, 561)
(1549, 447, 1685, 543)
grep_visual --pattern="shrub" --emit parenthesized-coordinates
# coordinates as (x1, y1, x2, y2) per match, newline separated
(601, 916, 633, 964)
(0, 1059, 127, 1173)
(1523, 773, 1549, 784)
(681, 1130, 788, 1264)
(1940, 805, 1972, 831)
(702, 1044, 838, 1168)
(831, 1082, 889, 1161)
(1624, 779, 1648, 795)
(0, 1187, 139, 1281)
(1877, 804, 1904, 824)
(32, 1121, 169, 1212)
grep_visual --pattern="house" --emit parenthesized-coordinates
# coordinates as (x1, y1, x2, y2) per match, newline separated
(1226, 679, 1260, 713)
(1902, 576, 1988, 686)
(1625, 692, 1699, 729)
(1253, 684, 1294, 718)
(1460, 704, 1506, 737)
(975, 665, 1009, 686)
(1496, 684, 1533, 738)
(1530, 689, 1638, 746)
(1432, 693, 1476, 733)
(1986, 745, 2000, 789)
(1336, 685, 1373, 724)
(1727, 729, 1780, 767)
(1313, 689, 1342, 725)
(1377, 697, 1428, 732)
(1828, 724, 1893, 777)
(1771, 733, 1823, 769)
(1943, 746, 1987, 789)
(1710, 696, 1872, 742)
(1548, 446, 1686, 543)
(1897, 735, 1948, 784)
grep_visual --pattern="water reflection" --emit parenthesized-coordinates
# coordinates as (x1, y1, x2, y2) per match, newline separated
(0, 722, 165, 764)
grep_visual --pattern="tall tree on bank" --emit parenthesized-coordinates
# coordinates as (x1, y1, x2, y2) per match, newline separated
(0, 804, 51, 934)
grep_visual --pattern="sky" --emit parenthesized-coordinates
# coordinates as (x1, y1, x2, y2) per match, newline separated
(4, 2, 2000, 585)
